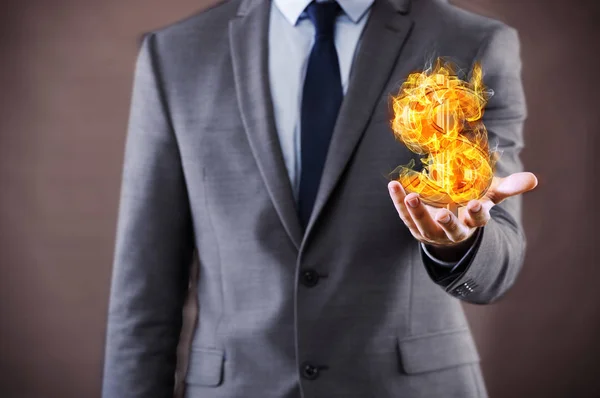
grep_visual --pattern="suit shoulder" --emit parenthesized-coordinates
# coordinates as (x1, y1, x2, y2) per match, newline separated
(148, 0, 241, 41)
(136, 0, 241, 63)
(416, 0, 517, 43)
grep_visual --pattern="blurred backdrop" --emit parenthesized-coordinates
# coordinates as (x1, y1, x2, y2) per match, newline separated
(1, 0, 599, 397)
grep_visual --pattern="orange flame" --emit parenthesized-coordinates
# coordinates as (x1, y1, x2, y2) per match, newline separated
(390, 58, 496, 207)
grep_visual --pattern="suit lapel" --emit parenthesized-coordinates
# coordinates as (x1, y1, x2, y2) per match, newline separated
(302, 0, 415, 243)
(229, 0, 304, 250)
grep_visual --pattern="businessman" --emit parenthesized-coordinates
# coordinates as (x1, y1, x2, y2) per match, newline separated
(102, 0, 538, 396)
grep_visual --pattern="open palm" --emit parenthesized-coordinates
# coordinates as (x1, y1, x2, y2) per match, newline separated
(388, 172, 538, 247)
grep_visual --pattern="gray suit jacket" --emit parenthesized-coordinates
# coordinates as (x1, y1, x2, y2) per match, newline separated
(102, 0, 528, 396)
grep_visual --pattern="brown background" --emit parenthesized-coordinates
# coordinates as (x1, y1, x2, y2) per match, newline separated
(1, 0, 599, 397)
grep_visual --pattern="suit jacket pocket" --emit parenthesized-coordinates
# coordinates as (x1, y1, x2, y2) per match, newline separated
(397, 328, 480, 374)
(185, 346, 225, 387)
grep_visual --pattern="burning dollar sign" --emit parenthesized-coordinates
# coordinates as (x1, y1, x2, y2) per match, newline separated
(390, 57, 496, 209)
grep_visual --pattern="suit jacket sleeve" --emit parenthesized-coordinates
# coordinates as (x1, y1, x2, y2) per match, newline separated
(420, 25, 528, 304)
(101, 32, 195, 398)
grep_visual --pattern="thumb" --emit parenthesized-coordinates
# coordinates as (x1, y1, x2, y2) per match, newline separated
(490, 172, 538, 204)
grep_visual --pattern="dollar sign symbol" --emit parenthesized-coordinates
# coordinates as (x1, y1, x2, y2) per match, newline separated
(390, 57, 496, 208)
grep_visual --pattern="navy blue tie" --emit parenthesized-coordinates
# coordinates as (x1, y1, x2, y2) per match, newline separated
(298, 1, 343, 230)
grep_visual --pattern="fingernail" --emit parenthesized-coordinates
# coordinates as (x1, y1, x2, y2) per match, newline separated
(438, 213, 451, 224)
(407, 196, 419, 208)
(389, 182, 399, 193)
(470, 202, 482, 213)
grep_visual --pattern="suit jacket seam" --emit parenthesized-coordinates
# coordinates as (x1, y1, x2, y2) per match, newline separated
(398, 326, 470, 342)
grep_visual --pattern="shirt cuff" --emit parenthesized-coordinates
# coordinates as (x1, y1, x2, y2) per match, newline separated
(421, 241, 460, 268)
(420, 227, 484, 282)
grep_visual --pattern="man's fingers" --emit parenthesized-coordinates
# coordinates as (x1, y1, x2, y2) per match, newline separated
(435, 209, 471, 242)
(489, 172, 538, 204)
(463, 199, 490, 228)
(388, 181, 486, 245)
(404, 193, 444, 241)
(388, 181, 421, 237)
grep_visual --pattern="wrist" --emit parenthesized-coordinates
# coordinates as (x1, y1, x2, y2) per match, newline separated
(424, 229, 479, 262)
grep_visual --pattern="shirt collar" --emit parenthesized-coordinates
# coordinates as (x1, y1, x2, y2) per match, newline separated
(273, 0, 374, 25)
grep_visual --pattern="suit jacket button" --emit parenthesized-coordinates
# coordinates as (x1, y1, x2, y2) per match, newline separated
(301, 362, 319, 380)
(300, 269, 319, 287)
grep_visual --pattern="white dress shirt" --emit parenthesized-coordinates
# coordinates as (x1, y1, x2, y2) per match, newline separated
(268, 0, 373, 203)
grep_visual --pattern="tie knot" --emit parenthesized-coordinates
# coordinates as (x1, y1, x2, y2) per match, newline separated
(305, 1, 341, 38)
